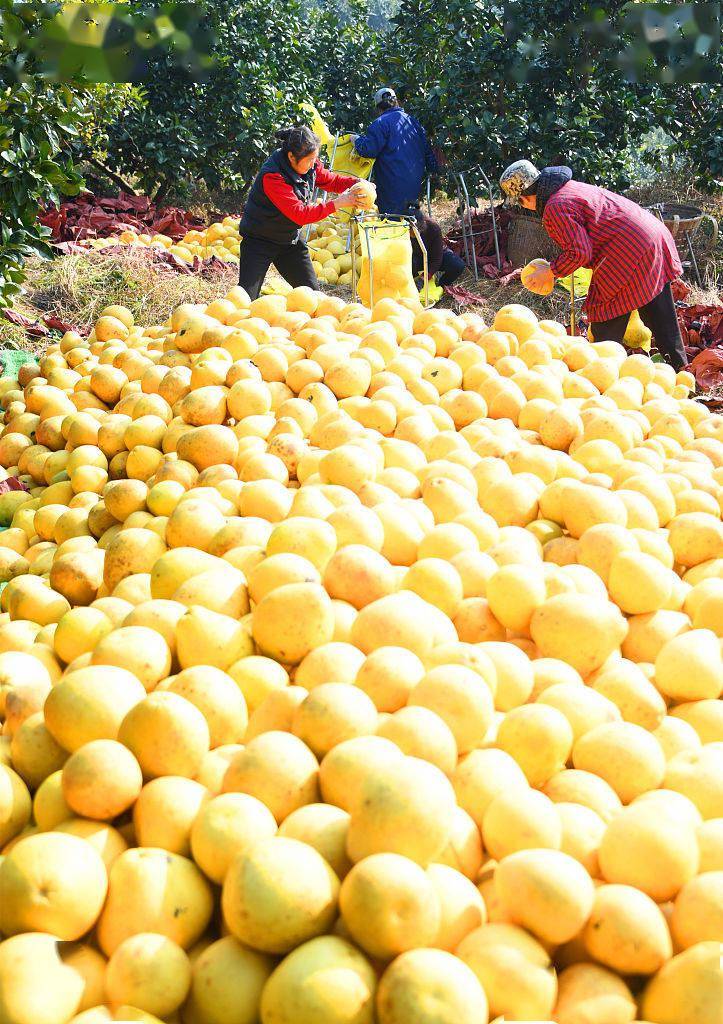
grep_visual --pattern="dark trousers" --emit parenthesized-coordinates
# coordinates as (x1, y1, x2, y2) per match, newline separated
(238, 235, 318, 299)
(589, 283, 687, 370)
(437, 248, 466, 287)
(414, 248, 466, 289)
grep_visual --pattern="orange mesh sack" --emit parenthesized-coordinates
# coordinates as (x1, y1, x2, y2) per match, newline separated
(356, 220, 418, 306)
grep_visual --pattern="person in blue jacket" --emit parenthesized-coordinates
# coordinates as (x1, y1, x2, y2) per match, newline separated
(353, 87, 439, 216)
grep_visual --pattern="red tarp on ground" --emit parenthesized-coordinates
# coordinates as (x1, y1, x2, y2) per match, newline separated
(39, 192, 211, 243)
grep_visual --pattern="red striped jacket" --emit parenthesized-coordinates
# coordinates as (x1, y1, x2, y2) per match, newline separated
(543, 181, 682, 322)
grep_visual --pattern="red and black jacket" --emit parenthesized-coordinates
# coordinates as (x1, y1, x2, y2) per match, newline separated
(240, 148, 358, 245)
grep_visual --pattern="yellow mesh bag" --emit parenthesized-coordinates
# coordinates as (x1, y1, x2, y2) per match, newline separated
(356, 220, 418, 307)
(303, 103, 376, 223)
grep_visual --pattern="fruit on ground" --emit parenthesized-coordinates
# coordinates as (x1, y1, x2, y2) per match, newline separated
(0, 285, 720, 1022)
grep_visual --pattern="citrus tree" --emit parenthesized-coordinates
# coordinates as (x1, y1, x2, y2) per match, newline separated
(101, 0, 316, 203)
(0, 2, 86, 307)
(383, 0, 651, 190)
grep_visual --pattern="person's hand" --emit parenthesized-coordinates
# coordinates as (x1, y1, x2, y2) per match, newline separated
(521, 259, 555, 295)
(333, 188, 360, 210)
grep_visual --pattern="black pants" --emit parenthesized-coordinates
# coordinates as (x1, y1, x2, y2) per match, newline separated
(414, 248, 466, 289)
(238, 235, 318, 300)
(437, 249, 466, 287)
(589, 283, 687, 370)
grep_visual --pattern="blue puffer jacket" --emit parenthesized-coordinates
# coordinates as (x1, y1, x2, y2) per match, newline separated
(354, 108, 438, 216)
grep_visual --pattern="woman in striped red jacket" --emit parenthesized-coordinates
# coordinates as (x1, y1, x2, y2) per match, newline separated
(499, 161, 687, 369)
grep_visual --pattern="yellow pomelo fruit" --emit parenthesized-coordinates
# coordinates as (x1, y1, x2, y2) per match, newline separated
(318, 735, 403, 812)
(59, 943, 106, 1014)
(323, 546, 396, 610)
(582, 883, 672, 974)
(227, 655, 289, 715)
(453, 748, 529, 829)
(482, 787, 562, 860)
(598, 801, 699, 900)
(294, 642, 366, 690)
(167, 666, 248, 748)
(668, 511, 723, 567)
(260, 935, 377, 1024)
(91, 626, 171, 692)
(175, 606, 254, 671)
(346, 755, 455, 866)
(496, 703, 574, 787)
(0, 932, 85, 1024)
(0, 763, 31, 848)
(554, 962, 636, 1024)
(537, 681, 621, 742)
(277, 803, 351, 880)
(221, 836, 339, 954)
(664, 746, 723, 819)
(9, 712, 67, 789)
(608, 550, 674, 614)
(496, 848, 596, 944)
(245, 686, 308, 742)
(182, 936, 273, 1024)
(378, 948, 489, 1024)
(587, 659, 665, 731)
(62, 739, 142, 820)
(55, 819, 128, 872)
(572, 721, 665, 803)
(376, 706, 457, 775)
(32, 770, 71, 831)
(53, 607, 112, 664)
(697, 819, 723, 872)
(190, 792, 277, 885)
(456, 922, 556, 1022)
(640, 941, 722, 1024)
(44, 666, 146, 752)
(670, 700, 723, 745)
(0, 831, 107, 940)
(97, 847, 213, 955)
(530, 594, 627, 675)
(425, 862, 486, 951)
(133, 776, 208, 855)
(105, 933, 191, 1018)
(670, 871, 723, 948)
(351, 592, 456, 660)
(407, 664, 493, 754)
(252, 583, 335, 664)
(339, 852, 440, 961)
(291, 683, 377, 758)
(118, 692, 210, 780)
(222, 731, 319, 823)
(654, 629, 723, 701)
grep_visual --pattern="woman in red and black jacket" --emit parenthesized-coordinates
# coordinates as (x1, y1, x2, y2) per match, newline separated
(238, 126, 363, 298)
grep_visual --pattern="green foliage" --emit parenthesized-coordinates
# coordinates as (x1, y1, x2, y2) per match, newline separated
(383, 0, 651, 190)
(0, 3, 86, 307)
(100, 0, 316, 201)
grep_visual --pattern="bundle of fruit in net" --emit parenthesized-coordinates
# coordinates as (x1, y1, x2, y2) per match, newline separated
(352, 180, 377, 212)
(356, 220, 419, 306)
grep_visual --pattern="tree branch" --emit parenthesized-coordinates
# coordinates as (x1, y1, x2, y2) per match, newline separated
(85, 155, 139, 196)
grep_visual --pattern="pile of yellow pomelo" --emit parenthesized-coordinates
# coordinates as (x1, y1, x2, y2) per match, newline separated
(0, 282, 721, 1024)
(306, 219, 360, 288)
(82, 218, 242, 266)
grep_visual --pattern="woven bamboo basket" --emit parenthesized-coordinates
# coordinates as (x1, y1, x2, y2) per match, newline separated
(507, 212, 561, 269)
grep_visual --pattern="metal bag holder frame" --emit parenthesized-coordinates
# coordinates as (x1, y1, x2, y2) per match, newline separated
(436, 164, 502, 281)
(350, 212, 431, 309)
(303, 135, 341, 244)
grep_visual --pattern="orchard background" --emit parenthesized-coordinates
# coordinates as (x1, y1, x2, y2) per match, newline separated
(1, 0, 721, 317)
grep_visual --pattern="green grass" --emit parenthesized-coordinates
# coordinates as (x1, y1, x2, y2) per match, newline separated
(24, 250, 237, 333)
